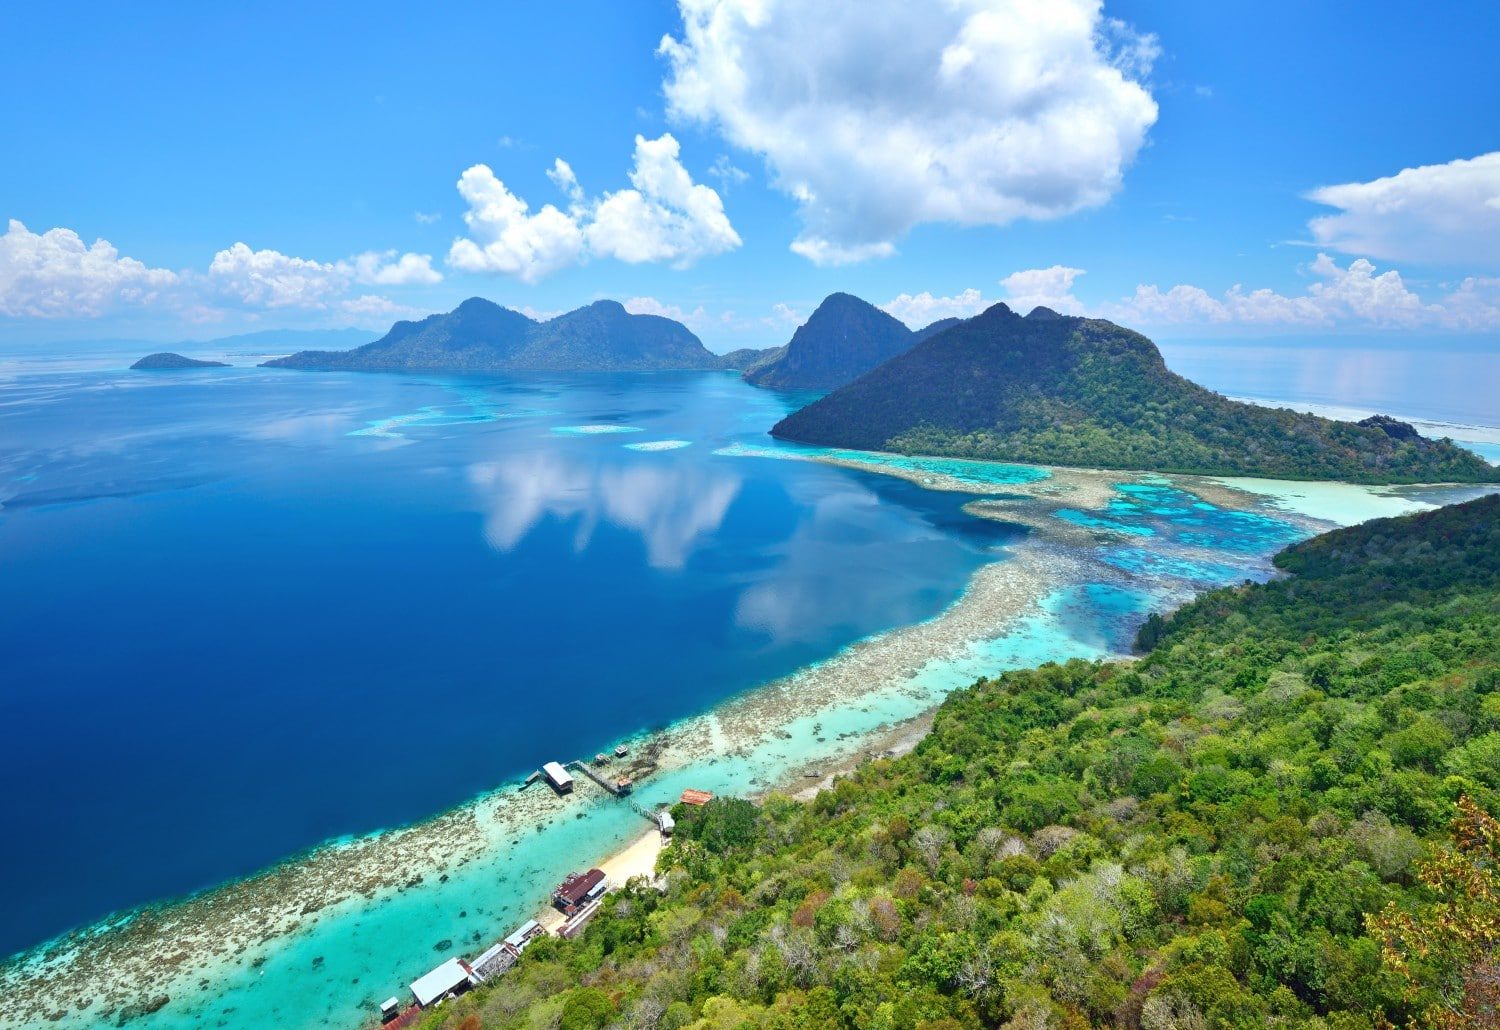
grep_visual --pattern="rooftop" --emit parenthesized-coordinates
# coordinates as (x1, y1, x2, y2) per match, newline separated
(410, 958, 471, 1008)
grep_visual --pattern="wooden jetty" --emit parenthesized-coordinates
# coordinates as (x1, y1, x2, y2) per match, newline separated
(567, 759, 633, 796)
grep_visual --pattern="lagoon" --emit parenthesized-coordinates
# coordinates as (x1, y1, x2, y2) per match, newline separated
(0, 353, 1493, 1029)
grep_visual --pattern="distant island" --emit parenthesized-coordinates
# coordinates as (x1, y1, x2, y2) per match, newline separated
(772, 302, 1499, 483)
(745, 292, 953, 390)
(262, 298, 755, 374)
(130, 353, 230, 370)
(717, 346, 783, 374)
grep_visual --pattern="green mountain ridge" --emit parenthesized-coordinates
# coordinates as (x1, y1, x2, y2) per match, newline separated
(771, 302, 1498, 484)
(421, 493, 1500, 1029)
(261, 298, 734, 373)
(745, 293, 946, 391)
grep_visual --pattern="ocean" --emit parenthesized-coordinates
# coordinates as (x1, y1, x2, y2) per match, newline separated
(0, 339, 1493, 1028)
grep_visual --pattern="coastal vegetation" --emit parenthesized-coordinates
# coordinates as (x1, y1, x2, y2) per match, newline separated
(771, 304, 1499, 484)
(414, 493, 1500, 1028)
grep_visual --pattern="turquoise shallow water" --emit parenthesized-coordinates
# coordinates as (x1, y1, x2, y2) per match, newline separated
(0, 366, 1330, 1030)
(53, 578, 1146, 1030)
(0, 369, 1025, 963)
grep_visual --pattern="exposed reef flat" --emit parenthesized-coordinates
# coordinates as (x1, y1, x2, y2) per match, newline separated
(623, 439, 693, 451)
(715, 441, 1451, 538)
(550, 424, 643, 436)
(0, 545, 1110, 1029)
(2, 447, 1428, 1030)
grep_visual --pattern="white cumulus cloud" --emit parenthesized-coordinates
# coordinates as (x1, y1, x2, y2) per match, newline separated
(623, 295, 709, 329)
(660, 0, 1159, 264)
(0, 221, 443, 323)
(587, 134, 741, 266)
(1103, 254, 1500, 330)
(448, 133, 739, 282)
(447, 165, 587, 284)
(1306, 152, 1500, 268)
(339, 294, 421, 322)
(886, 255, 1500, 332)
(0, 219, 179, 318)
(350, 250, 443, 286)
(882, 288, 988, 327)
(208, 243, 352, 309)
(1001, 266, 1088, 315)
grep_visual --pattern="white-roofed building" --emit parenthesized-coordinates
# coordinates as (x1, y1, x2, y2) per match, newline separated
(409, 957, 473, 1008)
(542, 761, 573, 793)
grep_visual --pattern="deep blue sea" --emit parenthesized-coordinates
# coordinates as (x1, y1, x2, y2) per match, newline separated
(1, 339, 1495, 971)
(0, 364, 1025, 959)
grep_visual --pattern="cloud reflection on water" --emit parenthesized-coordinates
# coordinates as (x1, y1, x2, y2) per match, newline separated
(467, 452, 741, 569)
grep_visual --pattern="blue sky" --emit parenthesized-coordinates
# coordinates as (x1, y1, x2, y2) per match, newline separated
(2, 0, 1498, 351)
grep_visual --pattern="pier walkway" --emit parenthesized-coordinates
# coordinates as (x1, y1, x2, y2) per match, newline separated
(565, 760, 668, 830)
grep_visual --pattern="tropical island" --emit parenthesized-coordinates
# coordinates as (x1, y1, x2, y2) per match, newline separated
(406, 492, 1500, 1030)
(261, 298, 773, 374)
(771, 303, 1499, 484)
(129, 352, 230, 370)
(743, 292, 957, 391)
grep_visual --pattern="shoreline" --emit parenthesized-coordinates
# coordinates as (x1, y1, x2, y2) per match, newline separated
(0, 540, 1084, 1029)
(4, 449, 1475, 1030)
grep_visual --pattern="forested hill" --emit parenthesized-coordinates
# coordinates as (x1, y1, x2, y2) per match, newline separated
(261, 298, 729, 373)
(771, 303, 1498, 483)
(417, 493, 1500, 1028)
(745, 293, 940, 390)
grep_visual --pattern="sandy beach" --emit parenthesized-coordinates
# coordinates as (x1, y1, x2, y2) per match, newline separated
(3, 446, 1465, 1030)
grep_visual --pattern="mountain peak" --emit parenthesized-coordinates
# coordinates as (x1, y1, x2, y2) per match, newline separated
(1025, 306, 1063, 321)
(746, 292, 917, 390)
(770, 311, 1498, 484)
(977, 302, 1017, 321)
(260, 297, 719, 373)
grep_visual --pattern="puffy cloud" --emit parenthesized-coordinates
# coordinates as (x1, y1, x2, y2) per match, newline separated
(894, 255, 1499, 332)
(660, 0, 1158, 263)
(882, 288, 987, 327)
(1113, 283, 1232, 325)
(208, 243, 352, 308)
(587, 134, 741, 266)
(0, 219, 178, 317)
(0, 220, 443, 322)
(883, 268, 1087, 327)
(1105, 254, 1474, 329)
(339, 294, 421, 322)
(623, 295, 709, 329)
(1306, 152, 1500, 268)
(1001, 265, 1088, 315)
(448, 133, 740, 282)
(350, 250, 442, 286)
(1441, 275, 1500, 331)
(447, 165, 587, 283)
(546, 159, 584, 205)
(764, 302, 803, 330)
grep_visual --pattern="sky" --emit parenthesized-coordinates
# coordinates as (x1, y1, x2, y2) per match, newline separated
(2, 0, 1499, 353)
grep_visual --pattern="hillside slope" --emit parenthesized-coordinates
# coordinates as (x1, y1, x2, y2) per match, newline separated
(261, 298, 727, 373)
(771, 303, 1497, 483)
(746, 293, 930, 391)
(421, 495, 1500, 1028)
